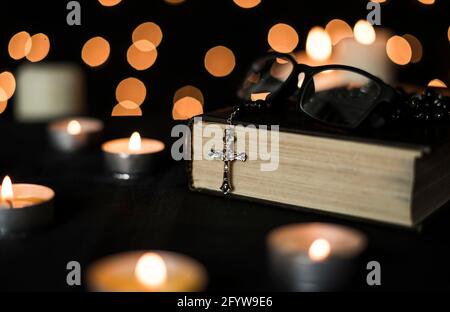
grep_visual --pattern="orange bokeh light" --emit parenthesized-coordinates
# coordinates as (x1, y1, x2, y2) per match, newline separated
(111, 104, 143, 116)
(173, 85, 204, 105)
(127, 41, 158, 71)
(164, 0, 185, 4)
(98, 0, 122, 6)
(267, 23, 299, 53)
(26, 33, 50, 62)
(204, 46, 236, 77)
(115, 77, 147, 106)
(233, 0, 261, 9)
(0, 101, 7, 115)
(132, 22, 163, 49)
(8, 31, 32, 60)
(81, 36, 110, 67)
(402, 34, 423, 63)
(172, 96, 203, 120)
(417, 0, 435, 5)
(386, 35, 412, 65)
(172, 86, 204, 120)
(325, 19, 353, 46)
(0, 72, 16, 102)
(428, 79, 447, 88)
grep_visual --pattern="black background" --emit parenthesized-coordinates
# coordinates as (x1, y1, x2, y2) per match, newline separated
(0, 0, 450, 292)
(0, 0, 449, 119)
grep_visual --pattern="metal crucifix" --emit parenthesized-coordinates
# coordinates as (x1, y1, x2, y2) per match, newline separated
(208, 127, 247, 195)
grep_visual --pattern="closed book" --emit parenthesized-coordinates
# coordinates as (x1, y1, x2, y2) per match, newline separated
(187, 107, 450, 227)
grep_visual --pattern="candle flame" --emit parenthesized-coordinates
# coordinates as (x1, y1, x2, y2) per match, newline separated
(354, 20, 376, 45)
(1, 176, 14, 202)
(308, 238, 331, 262)
(135, 253, 167, 287)
(128, 132, 142, 151)
(306, 27, 332, 62)
(67, 120, 82, 135)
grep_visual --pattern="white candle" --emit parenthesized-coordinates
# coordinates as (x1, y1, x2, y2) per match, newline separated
(48, 117, 103, 152)
(0, 176, 52, 209)
(87, 251, 207, 292)
(102, 132, 165, 178)
(334, 21, 393, 83)
(102, 132, 165, 156)
(267, 223, 367, 291)
(15, 63, 85, 122)
(0, 176, 55, 235)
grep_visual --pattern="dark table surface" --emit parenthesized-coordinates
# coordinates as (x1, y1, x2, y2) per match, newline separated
(1, 117, 450, 292)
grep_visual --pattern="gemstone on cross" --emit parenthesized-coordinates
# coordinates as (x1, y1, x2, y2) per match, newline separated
(208, 126, 247, 194)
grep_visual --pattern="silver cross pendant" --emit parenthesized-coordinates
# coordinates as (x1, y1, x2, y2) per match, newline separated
(208, 127, 247, 195)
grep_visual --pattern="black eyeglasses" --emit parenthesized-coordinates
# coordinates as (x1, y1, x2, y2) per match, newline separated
(237, 52, 398, 129)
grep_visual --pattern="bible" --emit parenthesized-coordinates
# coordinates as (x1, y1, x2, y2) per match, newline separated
(187, 107, 450, 227)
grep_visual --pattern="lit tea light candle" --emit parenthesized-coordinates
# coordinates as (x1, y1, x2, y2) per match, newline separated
(267, 223, 367, 291)
(48, 117, 103, 152)
(102, 132, 165, 179)
(0, 176, 54, 236)
(87, 251, 207, 292)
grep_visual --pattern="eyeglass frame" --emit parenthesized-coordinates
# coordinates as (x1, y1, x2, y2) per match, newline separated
(241, 52, 398, 129)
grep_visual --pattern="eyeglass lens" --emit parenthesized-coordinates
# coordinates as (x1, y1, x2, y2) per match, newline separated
(300, 70, 382, 127)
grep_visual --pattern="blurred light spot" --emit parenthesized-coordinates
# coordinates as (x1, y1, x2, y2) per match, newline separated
(172, 96, 203, 120)
(173, 85, 204, 105)
(251, 92, 270, 101)
(325, 19, 353, 45)
(133, 39, 155, 52)
(26, 33, 50, 62)
(270, 60, 294, 81)
(370, 0, 386, 2)
(116, 77, 147, 106)
(98, 0, 122, 6)
(417, 0, 435, 4)
(428, 79, 447, 88)
(8, 31, 32, 60)
(0, 101, 7, 114)
(67, 120, 82, 135)
(386, 35, 412, 65)
(118, 100, 139, 109)
(0, 72, 16, 102)
(402, 34, 423, 63)
(308, 238, 331, 262)
(164, 0, 185, 4)
(306, 27, 332, 62)
(132, 22, 163, 48)
(354, 20, 376, 45)
(111, 104, 143, 116)
(233, 0, 261, 9)
(127, 41, 158, 70)
(267, 23, 299, 53)
(448, 26, 450, 43)
(81, 36, 110, 67)
(204, 46, 236, 77)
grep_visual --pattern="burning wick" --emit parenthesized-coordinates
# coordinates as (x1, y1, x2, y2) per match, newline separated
(135, 252, 167, 288)
(308, 238, 331, 262)
(1, 176, 14, 209)
(128, 131, 142, 152)
(67, 120, 82, 135)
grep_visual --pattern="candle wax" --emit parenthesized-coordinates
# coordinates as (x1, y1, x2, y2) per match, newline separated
(0, 197, 45, 209)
